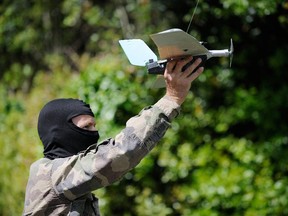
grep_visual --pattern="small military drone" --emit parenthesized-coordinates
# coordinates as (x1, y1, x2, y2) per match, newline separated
(119, 28, 233, 88)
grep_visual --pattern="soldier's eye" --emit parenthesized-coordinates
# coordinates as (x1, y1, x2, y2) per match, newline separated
(83, 125, 90, 130)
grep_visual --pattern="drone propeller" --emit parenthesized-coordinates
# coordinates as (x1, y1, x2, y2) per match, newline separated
(229, 38, 234, 67)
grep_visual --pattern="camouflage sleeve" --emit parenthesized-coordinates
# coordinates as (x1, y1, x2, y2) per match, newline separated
(51, 96, 180, 200)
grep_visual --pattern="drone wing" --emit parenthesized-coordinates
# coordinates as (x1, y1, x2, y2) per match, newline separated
(119, 39, 157, 66)
(150, 28, 209, 59)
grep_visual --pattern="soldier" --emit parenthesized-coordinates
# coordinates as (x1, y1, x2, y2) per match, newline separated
(23, 57, 204, 215)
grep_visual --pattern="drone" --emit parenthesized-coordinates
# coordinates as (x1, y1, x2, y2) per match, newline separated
(119, 28, 234, 88)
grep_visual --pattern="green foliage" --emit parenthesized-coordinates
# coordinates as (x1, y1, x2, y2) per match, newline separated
(1, 0, 288, 215)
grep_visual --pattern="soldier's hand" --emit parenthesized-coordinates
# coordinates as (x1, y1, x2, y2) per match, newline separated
(164, 56, 204, 105)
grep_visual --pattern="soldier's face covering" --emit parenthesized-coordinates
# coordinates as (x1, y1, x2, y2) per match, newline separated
(37, 98, 99, 159)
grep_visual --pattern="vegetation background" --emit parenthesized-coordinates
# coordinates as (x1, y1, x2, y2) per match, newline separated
(0, 0, 287, 215)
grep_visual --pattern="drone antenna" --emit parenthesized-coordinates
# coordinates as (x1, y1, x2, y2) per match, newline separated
(186, 0, 200, 33)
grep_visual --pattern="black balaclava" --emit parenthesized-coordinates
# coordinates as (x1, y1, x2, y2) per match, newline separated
(37, 98, 100, 159)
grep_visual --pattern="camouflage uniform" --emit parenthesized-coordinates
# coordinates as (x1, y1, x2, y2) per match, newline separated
(23, 96, 180, 215)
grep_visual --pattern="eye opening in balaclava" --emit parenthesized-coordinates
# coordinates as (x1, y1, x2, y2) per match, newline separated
(37, 98, 100, 159)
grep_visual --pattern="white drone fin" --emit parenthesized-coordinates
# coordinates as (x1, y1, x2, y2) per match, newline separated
(119, 39, 157, 66)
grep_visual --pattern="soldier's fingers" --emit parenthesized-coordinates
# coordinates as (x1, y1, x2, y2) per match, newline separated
(174, 56, 193, 74)
(181, 58, 202, 78)
(187, 66, 204, 82)
(165, 60, 177, 74)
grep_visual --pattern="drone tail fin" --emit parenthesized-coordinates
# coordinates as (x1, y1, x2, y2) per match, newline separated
(119, 39, 157, 66)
